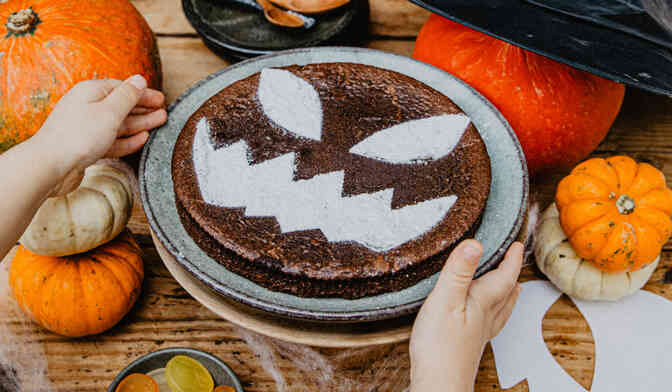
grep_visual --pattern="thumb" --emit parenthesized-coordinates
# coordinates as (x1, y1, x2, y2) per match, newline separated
(430, 239, 483, 311)
(101, 75, 147, 125)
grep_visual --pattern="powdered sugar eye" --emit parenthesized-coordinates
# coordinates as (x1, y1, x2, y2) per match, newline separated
(258, 68, 323, 141)
(349, 114, 471, 164)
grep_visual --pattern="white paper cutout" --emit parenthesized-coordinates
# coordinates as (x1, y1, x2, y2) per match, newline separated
(258, 68, 323, 141)
(492, 281, 672, 391)
(349, 114, 471, 164)
(192, 117, 458, 252)
(491, 281, 585, 391)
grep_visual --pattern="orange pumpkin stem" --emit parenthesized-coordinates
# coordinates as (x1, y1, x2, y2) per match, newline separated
(616, 194, 636, 215)
(6, 8, 38, 35)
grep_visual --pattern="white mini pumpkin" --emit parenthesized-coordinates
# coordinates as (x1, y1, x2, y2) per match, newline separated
(20, 161, 135, 257)
(534, 203, 658, 301)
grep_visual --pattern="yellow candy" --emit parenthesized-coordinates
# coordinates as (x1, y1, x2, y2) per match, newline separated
(165, 355, 215, 392)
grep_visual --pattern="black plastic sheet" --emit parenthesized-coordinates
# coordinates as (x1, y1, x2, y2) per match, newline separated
(409, 0, 672, 96)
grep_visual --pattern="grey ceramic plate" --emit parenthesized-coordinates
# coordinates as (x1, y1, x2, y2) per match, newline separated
(139, 47, 529, 322)
(107, 348, 244, 391)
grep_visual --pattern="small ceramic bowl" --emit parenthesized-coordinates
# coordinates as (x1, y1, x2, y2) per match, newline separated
(107, 347, 244, 392)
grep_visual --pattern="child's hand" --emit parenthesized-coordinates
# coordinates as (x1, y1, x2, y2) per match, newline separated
(409, 240, 524, 392)
(35, 75, 166, 176)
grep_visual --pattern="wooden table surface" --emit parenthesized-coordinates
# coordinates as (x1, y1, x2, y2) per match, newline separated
(4, 0, 672, 390)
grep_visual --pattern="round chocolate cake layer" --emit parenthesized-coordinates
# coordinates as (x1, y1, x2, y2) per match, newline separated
(172, 62, 491, 282)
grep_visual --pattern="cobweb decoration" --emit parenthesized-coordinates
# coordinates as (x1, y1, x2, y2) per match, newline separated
(643, 0, 672, 32)
(522, 202, 540, 267)
(0, 258, 52, 392)
(238, 328, 411, 392)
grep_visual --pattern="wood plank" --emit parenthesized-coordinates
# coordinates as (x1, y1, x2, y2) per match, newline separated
(132, 0, 195, 36)
(368, 0, 430, 37)
(132, 0, 429, 37)
(366, 39, 415, 57)
(597, 88, 672, 154)
(157, 37, 231, 103)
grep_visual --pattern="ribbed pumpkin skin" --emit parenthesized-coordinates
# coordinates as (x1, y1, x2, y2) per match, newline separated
(413, 15, 625, 175)
(556, 156, 672, 272)
(20, 161, 135, 257)
(0, 0, 162, 152)
(9, 231, 144, 337)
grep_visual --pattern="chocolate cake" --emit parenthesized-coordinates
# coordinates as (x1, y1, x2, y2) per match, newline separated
(172, 63, 491, 298)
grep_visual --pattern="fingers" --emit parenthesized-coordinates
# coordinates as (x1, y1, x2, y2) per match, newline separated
(470, 242, 524, 307)
(68, 79, 122, 102)
(105, 131, 150, 158)
(491, 283, 522, 338)
(119, 109, 168, 137)
(100, 75, 148, 127)
(137, 88, 165, 109)
(65, 77, 164, 105)
(131, 107, 155, 115)
(430, 240, 483, 311)
(498, 242, 525, 283)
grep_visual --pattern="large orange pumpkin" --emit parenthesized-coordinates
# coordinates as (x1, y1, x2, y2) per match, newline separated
(9, 231, 144, 337)
(0, 0, 162, 153)
(556, 156, 672, 272)
(413, 15, 626, 175)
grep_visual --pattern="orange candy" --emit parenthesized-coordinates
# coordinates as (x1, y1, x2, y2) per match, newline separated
(214, 386, 236, 392)
(116, 374, 159, 392)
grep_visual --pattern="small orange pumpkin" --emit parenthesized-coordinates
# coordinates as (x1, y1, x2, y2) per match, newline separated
(9, 231, 144, 337)
(556, 156, 672, 272)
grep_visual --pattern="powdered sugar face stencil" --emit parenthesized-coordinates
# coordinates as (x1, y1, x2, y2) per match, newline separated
(491, 280, 672, 391)
(192, 68, 476, 252)
(193, 118, 457, 252)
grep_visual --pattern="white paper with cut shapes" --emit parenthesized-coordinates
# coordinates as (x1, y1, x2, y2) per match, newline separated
(258, 68, 322, 141)
(492, 280, 672, 392)
(492, 281, 585, 391)
(192, 117, 457, 252)
(349, 114, 470, 164)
